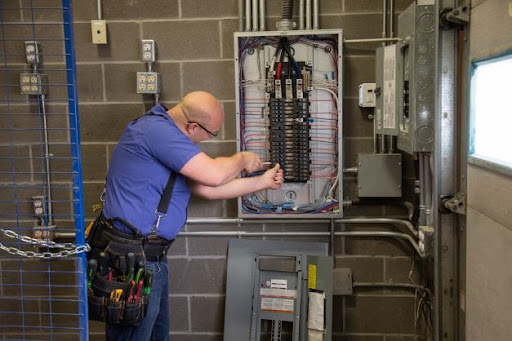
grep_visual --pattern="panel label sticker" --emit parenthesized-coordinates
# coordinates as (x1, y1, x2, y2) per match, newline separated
(383, 44, 397, 129)
(270, 279, 287, 289)
(260, 288, 297, 313)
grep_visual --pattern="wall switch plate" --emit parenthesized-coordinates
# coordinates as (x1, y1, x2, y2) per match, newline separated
(91, 20, 107, 44)
(141, 39, 156, 63)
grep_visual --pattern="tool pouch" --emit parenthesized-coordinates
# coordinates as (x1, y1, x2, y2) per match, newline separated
(86, 214, 150, 326)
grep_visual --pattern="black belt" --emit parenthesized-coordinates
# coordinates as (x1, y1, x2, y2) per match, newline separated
(89, 214, 173, 262)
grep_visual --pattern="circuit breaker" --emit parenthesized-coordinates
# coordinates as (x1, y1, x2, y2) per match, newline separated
(235, 30, 343, 218)
(224, 239, 332, 341)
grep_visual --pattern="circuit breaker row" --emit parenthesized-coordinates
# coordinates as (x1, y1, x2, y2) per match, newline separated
(269, 97, 310, 182)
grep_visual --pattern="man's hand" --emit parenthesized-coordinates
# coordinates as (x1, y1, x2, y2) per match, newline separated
(263, 163, 284, 190)
(241, 151, 263, 173)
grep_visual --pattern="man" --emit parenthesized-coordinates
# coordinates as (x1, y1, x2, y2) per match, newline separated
(101, 91, 283, 340)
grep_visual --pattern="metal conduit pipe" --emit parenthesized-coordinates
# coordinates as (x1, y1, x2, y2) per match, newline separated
(353, 282, 421, 290)
(184, 217, 418, 237)
(343, 167, 358, 174)
(41, 95, 53, 226)
(245, 0, 251, 31)
(239, 0, 244, 31)
(57, 216, 418, 238)
(389, 0, 394, 38)
(313, 0, 319, 29)
(382, 0, 387, 39)
(259, 0, 265, 31)
(344, 38, 401, 44)
(282, 0, 293, 20)
(299, 0, 305, 29)
(380, 134, 386, 153)
(424, 154, 433, 226)
(252, 0, 258, 31)
(354, 282, 433, 297)
(177, 231, 423, 257)
(419, 153, 426, 226)
(306, 0, 312, 29)
(57, 220, 420, 254)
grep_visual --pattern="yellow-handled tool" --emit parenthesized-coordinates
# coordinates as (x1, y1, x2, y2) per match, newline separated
(110, 289, 123, 302)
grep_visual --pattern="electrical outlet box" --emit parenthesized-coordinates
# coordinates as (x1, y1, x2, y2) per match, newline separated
(24, 41, 40, 65)
(141, 39, 156, 63)
(136, 72, 160, 94)
(32, 196, 45, 218)
(20, 73, 47, 95)
(419, 225, 434, 258)
(358, 83, 376, 107)
(91, 20, 107, 44)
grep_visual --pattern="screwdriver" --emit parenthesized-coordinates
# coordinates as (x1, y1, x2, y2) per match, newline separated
(87, 259, 98, 288)
(143, 268, 154, 295)
(127, 253, 135, 281)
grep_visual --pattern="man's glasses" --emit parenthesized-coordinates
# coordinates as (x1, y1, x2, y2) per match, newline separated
(182, 108, 218, 137)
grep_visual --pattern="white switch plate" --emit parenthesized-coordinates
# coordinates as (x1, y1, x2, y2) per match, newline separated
(91, 20, 107, 44)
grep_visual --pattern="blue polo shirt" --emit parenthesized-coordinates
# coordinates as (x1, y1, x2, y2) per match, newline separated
(103, 104, 201, 240)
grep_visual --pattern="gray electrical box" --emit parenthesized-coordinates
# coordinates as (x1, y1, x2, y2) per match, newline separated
(224, 239, 332, 341)
(357, 153, 402, 197)
(375, 44, 402, 136)
(396, 2, 437, 154)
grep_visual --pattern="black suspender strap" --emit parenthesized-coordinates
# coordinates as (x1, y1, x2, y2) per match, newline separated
(157, 171, 176, 215)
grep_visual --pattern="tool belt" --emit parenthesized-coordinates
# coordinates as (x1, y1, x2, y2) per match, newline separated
(86, 214, 174, 326)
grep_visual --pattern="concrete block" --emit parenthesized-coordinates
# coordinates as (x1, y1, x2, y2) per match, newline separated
(79, 103, 145, 142)
(169, 296, 189, 331)
(169, 258, 226, 294)
(183, 61, 234, 100)
(102, 0, 178, 20)
(77, 64, 104, 102)
(344, 296, 416, 333)
(182, 0, 237, 18)
(190, 296, 225, 332)
(343, 98, 374, 138)
(142, 21, 220, 60)
(343, 56, 375, 97)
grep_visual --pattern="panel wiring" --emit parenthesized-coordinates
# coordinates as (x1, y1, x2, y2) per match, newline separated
(237, 34, 341, 215)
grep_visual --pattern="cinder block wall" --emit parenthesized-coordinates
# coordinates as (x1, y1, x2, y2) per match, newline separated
(1, 0, 427, 340)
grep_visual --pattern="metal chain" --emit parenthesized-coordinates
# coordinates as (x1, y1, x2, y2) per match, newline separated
(0, 228, 90, 259)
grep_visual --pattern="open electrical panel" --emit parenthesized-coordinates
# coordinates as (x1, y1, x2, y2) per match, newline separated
(235, 30, 343, 218)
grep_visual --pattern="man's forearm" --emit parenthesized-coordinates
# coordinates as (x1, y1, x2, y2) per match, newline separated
(210, 153, 247, 186)
(191, 176, 268, 200)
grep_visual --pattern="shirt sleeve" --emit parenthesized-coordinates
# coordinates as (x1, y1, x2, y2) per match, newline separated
(143, 119, 201, 172)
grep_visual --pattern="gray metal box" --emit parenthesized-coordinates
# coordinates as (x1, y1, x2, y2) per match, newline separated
(375, 44, 402, 136)
(357, 153, 402, 197)
(224, 239, 332, 341)
(396, 2, 437, 154)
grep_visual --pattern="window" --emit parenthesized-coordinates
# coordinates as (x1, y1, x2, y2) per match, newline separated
(470, 54, 512, 173)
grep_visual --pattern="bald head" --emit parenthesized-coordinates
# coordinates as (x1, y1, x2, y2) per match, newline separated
(179, 91, 224, 127)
